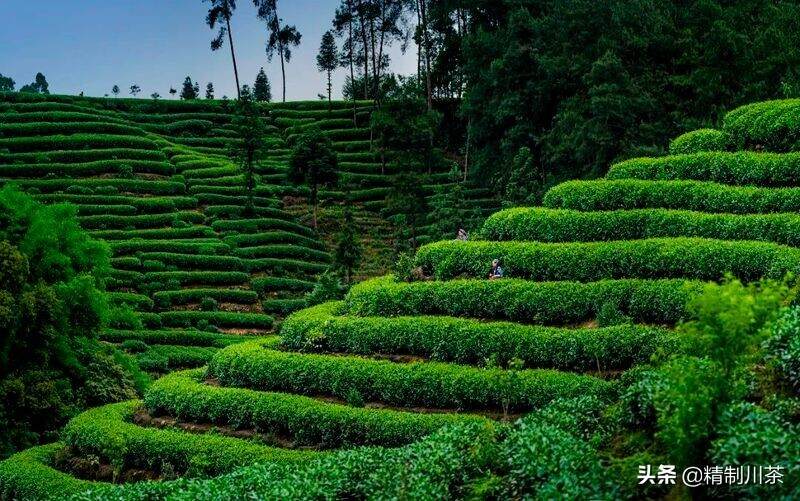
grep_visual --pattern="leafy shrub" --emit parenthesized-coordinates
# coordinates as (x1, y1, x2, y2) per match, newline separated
(711, 402, 800, 499)
(79, 212, 203, 230)
(499, 398, 618, 499)
(61, 402, 315, 477)
(544, 179, 800, 214)
(345, 276, 700, 325)
(763, 307, 800, 392)
(159, 311, 273, 329)
(608, 151, 800, 187)
(209, 342, 614, 412)
(0, 147, 166, 164)
(393, 252, 415, 282)
(0, 133, 158, 153)
(200, 297, 218, 312)
(212, 218, 314, 237)
(68, 418, 498, 500)
(106, 304, 143, 330)
(723, 99, 800, 151)
(143, 271, 249, 286)
(101, 329, 245, 348)
(415, 238, 799, 282)
(153, 289, 258, 306)
(0, 443, 92, 500)
(119, 339, 148, 353)
(0, 121, 143, 137)
(668, 128, 729, 154)
(224, 231, 323, 250)
(0, 187, 141, 457)
(304, 271, 344, 306)
(136, 345, 218, 371)
(282, 302, 676, 371)
(145, 369, 488, 448)
(14, 178, 185, 195)
(232, 244, 330, 262)
(0, 159, 172, 178)
(622, 279, 790, 469)
(481, 207, 800, 247)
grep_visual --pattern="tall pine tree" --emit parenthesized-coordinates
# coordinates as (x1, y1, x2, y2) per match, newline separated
(253, 68, 272, 102)
(180, 76, 199, 99)
(232, 86, 266, 214)
(288, 127, 338, 228)
(204, 0, 241, 99)
(316, 31, 338, 108)
(333, 203, 362, 284)
(254, 0, 302, 102)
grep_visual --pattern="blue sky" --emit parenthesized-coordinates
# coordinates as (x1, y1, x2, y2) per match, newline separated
(0, 0, 416, 100)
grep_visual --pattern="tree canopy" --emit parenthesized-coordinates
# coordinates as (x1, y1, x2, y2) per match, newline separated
(288, 128, 338, 228)
(18, 73, 49, 94)
(0, 187, 142, 458)
(453, 0, 800, 197)
(0, 74, 14, 92)
(180, 76, 200, 99)
(316, 31, 338, 105)
(253, 68, 272, 102)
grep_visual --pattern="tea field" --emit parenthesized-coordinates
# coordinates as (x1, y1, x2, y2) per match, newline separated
(1, 96, 799, 499)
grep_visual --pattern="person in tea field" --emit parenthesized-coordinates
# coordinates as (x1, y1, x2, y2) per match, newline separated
(457, 228, 469, 241)
(489, 259, 504, 279)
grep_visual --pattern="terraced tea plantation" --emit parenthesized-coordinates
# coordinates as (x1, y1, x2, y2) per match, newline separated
(0, 93, 498, 375)
(2, 97, 800, 498)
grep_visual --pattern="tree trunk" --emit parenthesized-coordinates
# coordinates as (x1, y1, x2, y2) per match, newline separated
(279, 47, 287, 102)
(419, 0, 432, 111)
(458, 9, 468, 99)
(368, 8, 378, 103)
(464, 117, 470, 182)
(347, 0, 357, 126)
(416, 1, 422, 88)
(374, 0, 387, 108)
(327, 70, 332, 111)
(226, 17, 241, 99)
(273, 4, 287, 103)
(356, 0, 370, 100)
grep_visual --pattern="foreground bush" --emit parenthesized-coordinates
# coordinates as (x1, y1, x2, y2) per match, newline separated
(0, 443, 92, 500)
(345, 276, 701, 325)
(711, 402, 800, 499)
(608, 151, 800, 186)
(544, 179, 800, 214)
(481, 207, 800, 247)
(63, 397, 614, 500)
(668, 129, 729, 154)
(62, 401, 316, 477)
(415, 238, 800, 282)
(282, 302, 676, 371)
(146, 369, 486, 448)
(209, 342, 614, 412)
(159, 311, 273, 329)
(0, 186, 143, 458)
(722, 99, 800, 151)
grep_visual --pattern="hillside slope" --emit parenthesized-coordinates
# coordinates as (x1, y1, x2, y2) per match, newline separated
(0, 93, 499, 374)
(4, 98, 800, 498)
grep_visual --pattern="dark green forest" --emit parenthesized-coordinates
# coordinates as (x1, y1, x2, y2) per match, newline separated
(424, 0, 800, 198)
(2, 0, 800, 498)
